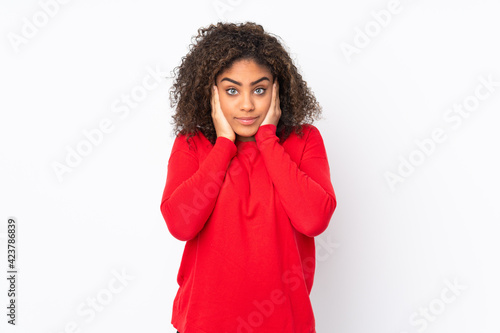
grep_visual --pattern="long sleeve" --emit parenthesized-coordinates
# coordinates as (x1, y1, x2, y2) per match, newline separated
(254, 124, 337, 237)
(160, 135, 237, 241)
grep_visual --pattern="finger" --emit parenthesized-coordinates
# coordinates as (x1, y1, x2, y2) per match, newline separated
(211, 86, 217, 116)
(275, 81, 281, 116)
(214, 87, 221, 115)
(271, 81, 277, 109)
(211, 86, 215, 106)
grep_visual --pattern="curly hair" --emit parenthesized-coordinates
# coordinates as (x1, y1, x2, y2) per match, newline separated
(169, 21, 323, 145)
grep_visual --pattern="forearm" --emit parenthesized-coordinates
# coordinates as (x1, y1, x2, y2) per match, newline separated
(160, 136, 237, 241)
(255, 124, 337, 237)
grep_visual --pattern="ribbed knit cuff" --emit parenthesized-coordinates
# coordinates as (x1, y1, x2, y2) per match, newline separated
(255, 124, 278, 142)
(214, 136, 237, 158)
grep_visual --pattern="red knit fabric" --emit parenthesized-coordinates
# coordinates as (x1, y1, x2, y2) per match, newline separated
(160, 123, 336, 333)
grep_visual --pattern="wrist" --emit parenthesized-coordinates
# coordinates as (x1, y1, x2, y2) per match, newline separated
(217, 134, 235, 143)
(255, 124, 277, 141)
(258, 123, 277, 131)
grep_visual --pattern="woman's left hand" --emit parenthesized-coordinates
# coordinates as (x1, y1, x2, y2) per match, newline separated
(261, 80, 281, 127)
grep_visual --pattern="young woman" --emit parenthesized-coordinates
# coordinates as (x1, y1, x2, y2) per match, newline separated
(160, 21, 337, 333)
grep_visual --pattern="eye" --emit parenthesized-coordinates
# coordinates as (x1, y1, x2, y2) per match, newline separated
(255, 88, 266, 95)
(226, 88, 238, 95)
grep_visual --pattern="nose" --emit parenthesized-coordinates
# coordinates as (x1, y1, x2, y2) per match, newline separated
(240, 92, 255, 112)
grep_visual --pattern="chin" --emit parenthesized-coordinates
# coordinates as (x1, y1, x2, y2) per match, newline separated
(235, 127, 258, 138)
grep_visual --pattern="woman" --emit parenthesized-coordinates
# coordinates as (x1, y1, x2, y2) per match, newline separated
(160, 21, 337, 332)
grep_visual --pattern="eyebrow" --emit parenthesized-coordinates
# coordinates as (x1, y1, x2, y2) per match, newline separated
(220, 76, 270, 86)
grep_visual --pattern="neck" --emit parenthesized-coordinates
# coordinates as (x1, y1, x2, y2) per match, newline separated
(236, 135, 255, 142)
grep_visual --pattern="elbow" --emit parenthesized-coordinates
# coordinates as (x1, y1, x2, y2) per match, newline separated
(166, 223, 195, 242)
(329, 192, 337, 218)
(300, 192, 337, 237)
(160, 200, 199, 242)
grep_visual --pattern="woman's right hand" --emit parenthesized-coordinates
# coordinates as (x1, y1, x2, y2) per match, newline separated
(211, 85, 235, 142)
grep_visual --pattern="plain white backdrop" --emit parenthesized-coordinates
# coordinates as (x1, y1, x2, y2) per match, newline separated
(1, 0, 499, 332)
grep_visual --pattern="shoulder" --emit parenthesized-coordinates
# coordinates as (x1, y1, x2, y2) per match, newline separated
(170, 128, 212, 158)
(285, 123, 322, 143)
(281, 124, 325, 162)
(302, 123, 321, 138)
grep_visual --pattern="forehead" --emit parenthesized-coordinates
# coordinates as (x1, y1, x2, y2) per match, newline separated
(217, 59, 272, 82)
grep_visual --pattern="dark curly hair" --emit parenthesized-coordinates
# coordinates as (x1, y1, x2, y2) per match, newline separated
(169, 21, 323, 145)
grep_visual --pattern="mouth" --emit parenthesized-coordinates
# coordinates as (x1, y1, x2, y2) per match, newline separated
(235, 116, 258, 125)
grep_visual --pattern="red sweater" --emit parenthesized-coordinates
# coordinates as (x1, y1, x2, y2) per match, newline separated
(160, 124, 336, 333)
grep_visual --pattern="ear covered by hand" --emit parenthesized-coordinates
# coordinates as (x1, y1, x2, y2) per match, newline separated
(261, 79, 281, 127)
(211, 85, 236, 142)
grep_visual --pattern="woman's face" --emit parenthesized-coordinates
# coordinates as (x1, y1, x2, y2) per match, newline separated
(215, 59, 274, 142)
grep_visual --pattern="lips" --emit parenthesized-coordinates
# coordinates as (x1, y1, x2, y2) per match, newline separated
(235, 116, 258, 125)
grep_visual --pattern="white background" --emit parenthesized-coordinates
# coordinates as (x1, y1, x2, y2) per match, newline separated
(1, 0, 499, 332)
